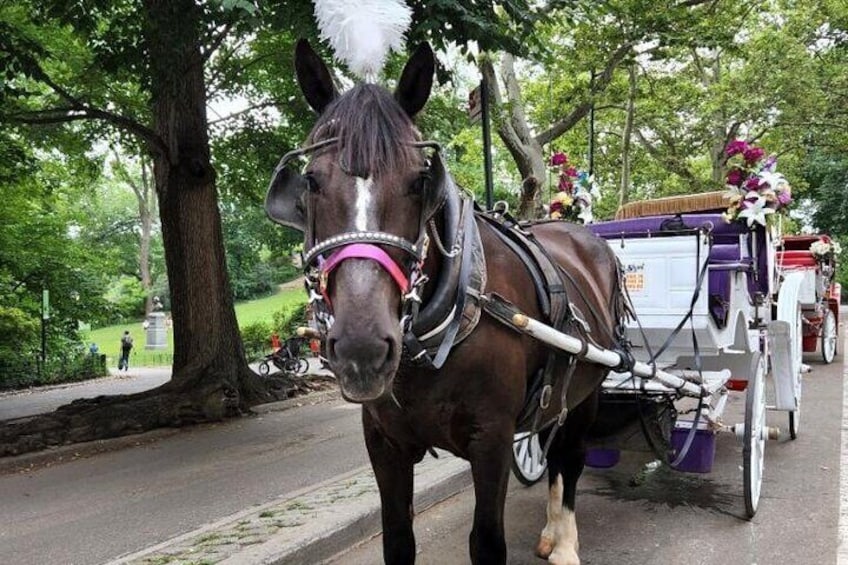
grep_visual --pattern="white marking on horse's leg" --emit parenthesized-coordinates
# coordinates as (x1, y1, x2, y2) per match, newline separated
(536, 473, 563, 559)
(354, 176, 374, 231)
(548, 507, 580, 565)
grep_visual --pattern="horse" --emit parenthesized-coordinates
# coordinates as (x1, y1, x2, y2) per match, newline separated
(265, 39, 626, 565)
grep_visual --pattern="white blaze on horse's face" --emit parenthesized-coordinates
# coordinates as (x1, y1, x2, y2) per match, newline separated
(354, 176, 374, 231)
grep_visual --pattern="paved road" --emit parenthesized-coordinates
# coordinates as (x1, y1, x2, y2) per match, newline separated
(333, 350, 846, 565)
(0, 368, 171, 421)
(0, 396, 367, 565)
(0, 358, 325, 421)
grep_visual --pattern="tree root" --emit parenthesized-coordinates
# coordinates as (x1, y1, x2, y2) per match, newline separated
(0, 370, 337, 457)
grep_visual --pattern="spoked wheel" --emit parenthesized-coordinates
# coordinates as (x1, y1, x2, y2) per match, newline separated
(744, 351, 767, 519)
(296, 358, 309, 375)
(788, 306, 803, 440)
(821, 308, 838, 364)
(511, 432, 547, 486)
(258, 361, 271, 376)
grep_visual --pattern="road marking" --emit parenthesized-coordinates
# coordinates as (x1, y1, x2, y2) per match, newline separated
(839, 339, 848, 564)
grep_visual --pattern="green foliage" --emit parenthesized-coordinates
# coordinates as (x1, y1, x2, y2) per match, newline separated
(272, 301, 308, 337)
(103, 275, 146, 322)
(240, 320, 273, 359)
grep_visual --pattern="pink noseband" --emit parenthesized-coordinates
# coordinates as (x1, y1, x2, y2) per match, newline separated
(320, 243, 410, 294)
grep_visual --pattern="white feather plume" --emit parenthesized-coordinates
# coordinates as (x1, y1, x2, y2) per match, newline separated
(312, 0, 412, 80)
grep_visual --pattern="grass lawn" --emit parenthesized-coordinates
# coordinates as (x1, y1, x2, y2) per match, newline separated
(84, 286, 306, 367)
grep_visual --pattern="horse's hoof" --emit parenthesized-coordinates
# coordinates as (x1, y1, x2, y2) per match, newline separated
(548, 548, 580, 565)
(535, 537, 554, 559)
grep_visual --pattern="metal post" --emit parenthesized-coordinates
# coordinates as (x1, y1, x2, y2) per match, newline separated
(480, 77, 495, 210)
(41, 288, 48, 376)
(588, 69, 595, 177)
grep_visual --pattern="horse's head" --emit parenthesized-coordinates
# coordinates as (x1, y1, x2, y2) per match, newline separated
(266, 40, 447, 402)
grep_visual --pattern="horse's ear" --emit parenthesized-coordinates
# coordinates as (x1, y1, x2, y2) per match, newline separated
(265, 165, 307, 232)
(395, 43, 434, 118)
(295, 39, 338, 114)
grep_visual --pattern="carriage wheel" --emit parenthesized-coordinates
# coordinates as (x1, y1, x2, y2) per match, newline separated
(258, 361, 271, 376)
(511, 432, 547, 486)
(788, 305, 803, 440)
(297, 358, 310, 375)
(744, 351, 767, 519)
(821, 309, 837, 364)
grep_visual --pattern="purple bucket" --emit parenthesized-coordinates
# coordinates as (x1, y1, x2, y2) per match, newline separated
(585, 448, 621, 469)
(670, 428, 716, 473)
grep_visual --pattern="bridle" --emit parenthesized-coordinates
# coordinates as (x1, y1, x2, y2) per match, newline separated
(271, 137, 447, 336)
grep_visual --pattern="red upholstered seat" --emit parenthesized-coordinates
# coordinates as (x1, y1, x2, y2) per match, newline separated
(777, 250, 817, 268)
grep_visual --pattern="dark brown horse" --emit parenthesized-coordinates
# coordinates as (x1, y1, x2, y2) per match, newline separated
(266, 40, 625, 565)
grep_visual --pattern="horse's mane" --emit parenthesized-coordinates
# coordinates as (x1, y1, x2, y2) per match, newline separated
(307, 84, 420, 179)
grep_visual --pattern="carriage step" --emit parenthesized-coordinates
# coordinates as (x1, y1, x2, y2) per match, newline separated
(603, 369, 730, 394)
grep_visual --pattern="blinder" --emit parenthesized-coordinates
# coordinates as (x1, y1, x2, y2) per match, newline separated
(264, 137, 339, 232)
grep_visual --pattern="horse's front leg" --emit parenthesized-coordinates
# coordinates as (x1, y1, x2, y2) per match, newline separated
(467, 430, 513, 565)
(363, 408, 420, 565)
(536, 392, 598, 565)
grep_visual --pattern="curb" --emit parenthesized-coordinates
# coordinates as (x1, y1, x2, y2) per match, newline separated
(107, 451, 471, 565)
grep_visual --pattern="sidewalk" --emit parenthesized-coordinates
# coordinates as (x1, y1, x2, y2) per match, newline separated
(108, 446, 470, 565)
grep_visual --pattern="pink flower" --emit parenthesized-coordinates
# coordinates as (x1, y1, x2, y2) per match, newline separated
(777, 190, 792, 206)
(558, 177, 573, 192)
(550, 201, 563, 213)
(726, 168, 744, 187)
(565, 167, 579, 178)
(743, 146, 764, 165)
(550, 152, 567, 166)
(745, 177, 761, 190)
(725, 140, 749, 157)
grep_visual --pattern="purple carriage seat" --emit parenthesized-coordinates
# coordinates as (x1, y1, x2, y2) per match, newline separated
(589, 213, 768, 327)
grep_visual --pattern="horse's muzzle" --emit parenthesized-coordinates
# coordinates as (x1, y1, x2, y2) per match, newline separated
(327, 334, 399, 402)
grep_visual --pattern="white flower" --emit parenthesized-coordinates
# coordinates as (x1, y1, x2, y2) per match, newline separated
(736, 197, 775, 227)
(577, 204, 594, 224)
(757, 170, 787, 190)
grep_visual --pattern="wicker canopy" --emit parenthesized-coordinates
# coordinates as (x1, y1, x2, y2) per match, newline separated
(615, 191, 729, 220)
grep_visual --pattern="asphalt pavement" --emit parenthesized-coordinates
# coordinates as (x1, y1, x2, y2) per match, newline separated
(0, 341, 845, 564)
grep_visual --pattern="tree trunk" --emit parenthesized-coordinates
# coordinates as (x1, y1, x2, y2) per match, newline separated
(138, 157, 154, 316)
(619, 65, 637, 209)
(0, 0, 285, 457)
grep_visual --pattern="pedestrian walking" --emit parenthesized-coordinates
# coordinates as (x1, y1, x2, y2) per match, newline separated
(118, 330, 134, 371)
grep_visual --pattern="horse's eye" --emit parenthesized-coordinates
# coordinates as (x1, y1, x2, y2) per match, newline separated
(304, 173, 320, 193)
(409, 173, 430, 195)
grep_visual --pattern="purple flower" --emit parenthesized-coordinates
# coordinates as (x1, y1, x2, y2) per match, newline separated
(726, 140, 749, 157)
(726, 168, 744, 187)
(550, 152, 567, 166)
(762, 155, 777, 172)
(550, 201, 563, 213)
(558, 177, 573, 192)
(743, 146, 765, 165)
(565, 166, 579, 178)
(777, 190, 792, 206)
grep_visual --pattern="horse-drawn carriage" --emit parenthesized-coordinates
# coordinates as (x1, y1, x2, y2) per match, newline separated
(511, 191, 840, 518)
(268, 37, 841, 564)
(778, 234, 841, 364)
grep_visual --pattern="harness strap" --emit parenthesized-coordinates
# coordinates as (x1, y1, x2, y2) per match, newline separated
(321, 243, 410, 293)
(430, 199, 477, 369)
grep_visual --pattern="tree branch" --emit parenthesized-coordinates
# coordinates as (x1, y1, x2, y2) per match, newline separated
(6, 46, 170, 158)
(535, 42, 634, 146)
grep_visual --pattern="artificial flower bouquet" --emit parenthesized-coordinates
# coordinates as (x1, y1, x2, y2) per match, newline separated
(722, 140, 792, 227)
(548, 152, 600, 224)
(810, 239, 841, 263)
